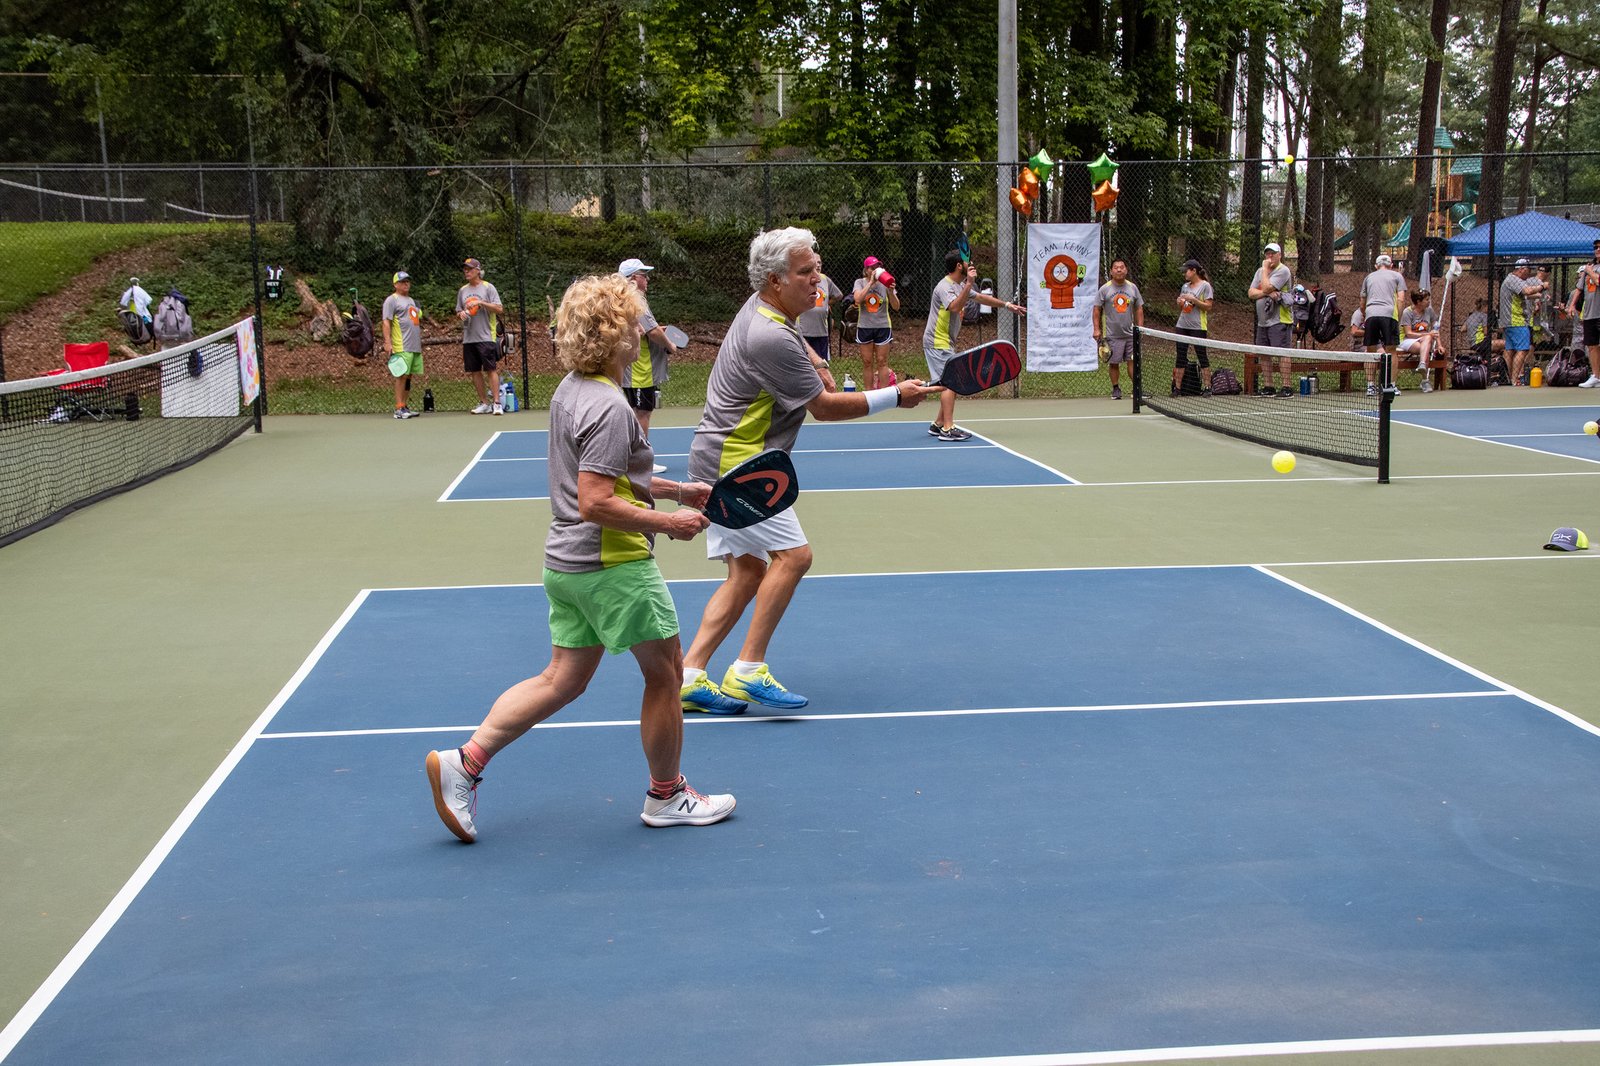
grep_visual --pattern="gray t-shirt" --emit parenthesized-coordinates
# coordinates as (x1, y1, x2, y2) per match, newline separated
(688, 293, 825, 484)
(1360, 268, 1407, 322)
(1462, 311, 1488, 345)
(922, 276, 967, 352)
(1253, 263, 1293, 327)
(852, 275, 894, 329)
(544, 372, 656, 573)
(1176, 280, 1213, 331)
(1094, 280, 1144, 339)
(381, 294, 422, 353)
(1500, 273, 1533, 328)
(1400, 306, 1437, 336)
(1576, 264, 1600, 320)
(797, 274, 843, 337)
(629, 299, 670, 388)
(456, 281, 502, 344)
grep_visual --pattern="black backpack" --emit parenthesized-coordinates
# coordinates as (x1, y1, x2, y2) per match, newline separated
(119, 309, 153, 345)
(342, 299, 374, 359)
(1451, 352, 1488, 390)
(1309, 291, 1344, 344)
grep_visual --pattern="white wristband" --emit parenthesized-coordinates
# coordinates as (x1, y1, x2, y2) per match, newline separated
(864, 385, 899, 415)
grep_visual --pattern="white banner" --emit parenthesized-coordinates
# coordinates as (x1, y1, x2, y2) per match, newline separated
(237, 318, 260, 404)
(1025, 223, 1101, 372)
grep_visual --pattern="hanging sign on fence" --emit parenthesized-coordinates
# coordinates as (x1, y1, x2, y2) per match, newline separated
(1025, 223, 1101, 372)
(237, 317, 261, 404)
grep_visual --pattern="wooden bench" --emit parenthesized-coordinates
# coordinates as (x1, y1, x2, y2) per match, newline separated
(1243, 353, 1451, 393)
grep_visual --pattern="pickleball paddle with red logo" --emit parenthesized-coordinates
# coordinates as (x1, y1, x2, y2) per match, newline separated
(703, 449, 800, 529)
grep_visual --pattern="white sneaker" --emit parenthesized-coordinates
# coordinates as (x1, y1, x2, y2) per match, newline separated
(1365, 383, 1378, 397)
(492, 402, 504, 415)
(1420, 381, 1433, 393)
(471, 402, 493, 414)
(1580, 375, 1600, 388)
(652, 464, 667, 474)
(641, 780, 736, 827)
(426, 749, 479, 842)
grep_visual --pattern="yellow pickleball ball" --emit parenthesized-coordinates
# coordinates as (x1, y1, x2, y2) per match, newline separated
(1271, 450, 1296, 474)
(1585, 420, 1599, 436)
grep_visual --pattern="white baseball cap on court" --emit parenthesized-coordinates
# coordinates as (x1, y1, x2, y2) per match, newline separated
(618, 258, 654, 278)
(1263, 242, 1282, 254)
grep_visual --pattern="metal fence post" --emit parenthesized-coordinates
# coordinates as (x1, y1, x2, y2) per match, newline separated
(509, 163, 531, 409)
(246, 102, 266, 426)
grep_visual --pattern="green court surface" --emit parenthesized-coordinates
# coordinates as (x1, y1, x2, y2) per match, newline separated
(2, 389, 1598, 1066)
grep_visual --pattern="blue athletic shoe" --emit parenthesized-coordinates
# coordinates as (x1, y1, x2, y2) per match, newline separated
(720, 665, 809, 710)
(680, 676, 747, 716)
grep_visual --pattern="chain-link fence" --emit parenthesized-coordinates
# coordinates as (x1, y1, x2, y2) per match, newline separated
(2, 152, 1597, 412)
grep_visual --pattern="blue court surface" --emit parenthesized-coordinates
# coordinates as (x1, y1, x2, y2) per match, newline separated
(8, 567, 1600, 1066)
(440, 421, 1076, 501)
(1391, 404, 1600, 462)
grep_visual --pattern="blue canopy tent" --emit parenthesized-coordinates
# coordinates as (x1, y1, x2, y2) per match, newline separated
(1446, 210, 1600, 258)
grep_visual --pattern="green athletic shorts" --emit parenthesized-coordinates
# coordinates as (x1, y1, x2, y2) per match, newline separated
(394, 351, 424, 376)
(542, 559, 679, 654)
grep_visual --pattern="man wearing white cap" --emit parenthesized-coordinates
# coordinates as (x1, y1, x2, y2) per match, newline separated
(1499, 259, 1544, 386)
(1248, 242, 1294, 395)
(618, 259, 680, 452)
(1359, 253, 1407, 395)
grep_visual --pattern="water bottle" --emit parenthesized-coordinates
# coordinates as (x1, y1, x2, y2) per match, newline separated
(422, 388, 434, 412)
(500, 379, 517, 412)
(843, 374, 857, 392)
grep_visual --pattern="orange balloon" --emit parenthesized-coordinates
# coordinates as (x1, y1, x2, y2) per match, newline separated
(1019, 167, 1041, 201)
(1009, 187, 1033, 215)
(1092, 180, 1119, 212)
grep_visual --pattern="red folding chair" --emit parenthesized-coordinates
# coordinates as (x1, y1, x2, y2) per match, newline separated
(50, 342, 115, 421)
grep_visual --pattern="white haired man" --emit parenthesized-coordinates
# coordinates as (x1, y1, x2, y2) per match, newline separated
(677, 227, 937, 715)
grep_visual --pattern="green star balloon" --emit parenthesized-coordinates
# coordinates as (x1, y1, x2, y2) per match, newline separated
(1027, 149, 1054, 185)
(1087, 152, 1119, 185)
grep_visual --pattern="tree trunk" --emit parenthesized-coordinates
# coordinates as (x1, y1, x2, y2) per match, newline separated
(1352, 3, 1385, 267)
(1305, 0, 1342, 273)
(1515, 0, 1550, 210)
(1406, 0, 1450, 272)
(1479, 0, 1524, 224)
(1239, 28, 1266, 270)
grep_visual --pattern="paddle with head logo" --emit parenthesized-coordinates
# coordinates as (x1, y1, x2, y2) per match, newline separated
(702, 449, 799, 529)
(928, 340, 1022, 395)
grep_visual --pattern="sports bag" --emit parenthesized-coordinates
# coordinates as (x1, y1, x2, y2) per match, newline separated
(1210, 367, 1242, 395)
(1450, 355, 1488, 390)
(153, 293, 194, 344)
(118, 309, 153, 344)
(342, 300, 374, 359)
(1544, 346, 1592, 386)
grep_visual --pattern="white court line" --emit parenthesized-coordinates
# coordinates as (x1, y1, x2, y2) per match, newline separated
(1253, 564, 1600, 739)
(1483, 432, 1589, 439)
(0, 591, 373, 1064)
(258, 690, 1511, 740)
(477, 444, 984, 464)
(816, 1028, 1600, 1066)
(437, 431, 505, 502)
(965, 427, 1079, 483)
(357, 553, 1599, 594)
(1391, 418, 1600, 465)
(1074, 469, 1600, 486)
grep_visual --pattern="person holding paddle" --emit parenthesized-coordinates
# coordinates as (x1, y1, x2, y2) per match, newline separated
(619, 257, 680, 443)
(924, 249, 1025, 441)
(678, 227, 936, 715)
(425, 272, 734, 841)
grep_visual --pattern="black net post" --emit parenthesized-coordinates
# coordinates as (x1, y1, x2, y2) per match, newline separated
(509, 163, 531, 410)
(1378, 385, 1393, 484)
(245, 97, 266, 429)
(1131, 327, 1144, 412)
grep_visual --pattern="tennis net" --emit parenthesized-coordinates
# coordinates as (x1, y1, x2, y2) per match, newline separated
(1132, 325, 1393, 481)
(0, 321, 260, 547)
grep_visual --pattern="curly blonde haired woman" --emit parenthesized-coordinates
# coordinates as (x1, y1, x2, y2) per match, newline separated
(427, 273, 736, 840)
